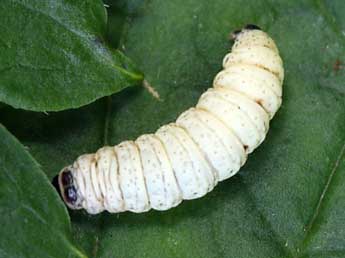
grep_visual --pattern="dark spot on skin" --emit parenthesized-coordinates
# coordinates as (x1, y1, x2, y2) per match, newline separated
(52, 175, 62, 199)
(255, 99, 264, 107)
(65, 186, 78, 204)
(243, 145, 248, 151)
(245, 24, 261, 30)
(61, 170, 73, 186)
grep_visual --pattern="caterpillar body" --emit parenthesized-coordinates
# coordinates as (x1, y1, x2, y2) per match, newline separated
(53, 25, 284, 214)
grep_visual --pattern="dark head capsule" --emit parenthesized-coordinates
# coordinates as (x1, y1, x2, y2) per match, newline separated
(52, 167, 82, 210)
(61, 169, 73, 186)
(65, 186, 78, 204)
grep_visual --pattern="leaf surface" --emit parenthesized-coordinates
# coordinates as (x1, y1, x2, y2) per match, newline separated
(0, 0, 142, 111)
(0, 124, 86, 258)
(2, 0, 345, 257)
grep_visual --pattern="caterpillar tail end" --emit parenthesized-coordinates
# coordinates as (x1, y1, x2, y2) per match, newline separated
(231, 24, 262, 40)
(52, 167, 82, 210)
(244, 24, 261, 30)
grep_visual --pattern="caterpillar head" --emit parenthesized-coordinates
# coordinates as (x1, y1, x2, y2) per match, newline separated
(52, 166, 83, 210)
(231, 24, 261, 40)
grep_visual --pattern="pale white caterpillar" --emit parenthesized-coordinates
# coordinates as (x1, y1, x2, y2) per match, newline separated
(53, 25, 284, 214)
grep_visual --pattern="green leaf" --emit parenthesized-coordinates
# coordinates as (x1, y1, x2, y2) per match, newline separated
(0, 124, 86, 258)
(0, 0, 143, 112)
(2, 0, 345, 257)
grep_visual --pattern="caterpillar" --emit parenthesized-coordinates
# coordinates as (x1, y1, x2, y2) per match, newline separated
(53, 25, 284, 214)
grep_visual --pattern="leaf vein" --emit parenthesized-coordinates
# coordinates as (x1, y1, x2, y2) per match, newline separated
(298, 140, 345, 255)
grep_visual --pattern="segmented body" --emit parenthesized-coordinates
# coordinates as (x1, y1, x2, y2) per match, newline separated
(55, 25, 284, 214)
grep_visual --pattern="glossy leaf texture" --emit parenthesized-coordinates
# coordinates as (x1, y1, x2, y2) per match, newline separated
(1, 0, 345, 257)
(0, 0, 143, 111)
(0, 124, 86, 258)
